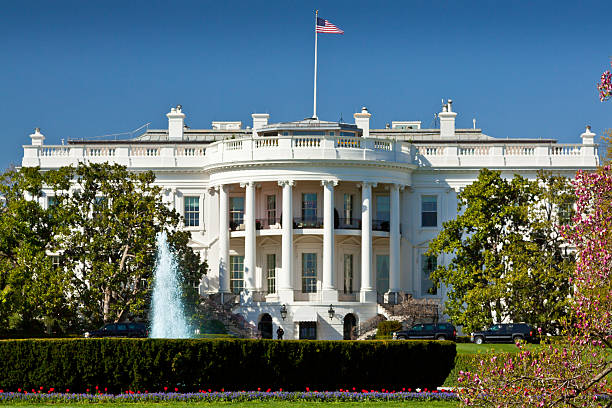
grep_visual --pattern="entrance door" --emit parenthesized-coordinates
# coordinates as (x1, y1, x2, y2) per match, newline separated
(258, 314, 273, 339)
(343, 313, 357, 340)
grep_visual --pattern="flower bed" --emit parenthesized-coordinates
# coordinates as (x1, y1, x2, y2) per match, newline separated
(0, 390, 459, 403)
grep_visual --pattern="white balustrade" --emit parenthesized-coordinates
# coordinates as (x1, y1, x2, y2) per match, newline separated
(226, 140, 243, 150)
(177, 146, 206, 156)
(255, 138, 279, 148)
(335, 137, 361, 148)
(417, 145, 443, 156)
(550, 144, 581, 156)
(505, 145, 536, 156)
(293, 137, 321, 148)
(458, 146, 490, 156)
(41, 147, 70, 157)
(373, 140, 392, 151)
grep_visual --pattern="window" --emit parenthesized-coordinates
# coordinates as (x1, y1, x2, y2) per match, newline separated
(51, 255, 60, 269)
(230, 255, 244, 294)
(302, 253, 317, 293)
(184, 196, 200, 227)
(421, 195, 437, 227)
(376, 195, 390, 221)
(376, 255, 389, 294)
(343, 194, 353, 220)
(230, 197, 245, 225)
(267, 254, 276, 294)
(421, 254, 437, 295)
(343, 254, 353, 294)
(559, 202, 573, 225)
(299, 322, 317, 340)
(266, 195, 276, 224)
(47, 196, 58, 208)
(302, 193, 317, 221)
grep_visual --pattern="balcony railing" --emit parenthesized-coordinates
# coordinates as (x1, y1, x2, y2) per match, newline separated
(372, 219, 390, 232)
(336, 217, 361, 229)
(293, 217, 324, 229)
(256, 217, 282, 230)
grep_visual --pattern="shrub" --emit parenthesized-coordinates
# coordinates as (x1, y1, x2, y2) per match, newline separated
(377, 321, 403, 337)
(0, 338, 456, 392)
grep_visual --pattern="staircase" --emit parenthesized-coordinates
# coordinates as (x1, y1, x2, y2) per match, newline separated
(200, 295, 258, 338)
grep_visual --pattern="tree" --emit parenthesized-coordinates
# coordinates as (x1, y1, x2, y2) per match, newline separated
(597, 61, 611, 102)
(427, 169, 574, 333)
(0, 166, 74, 333)
(55, 163, 206, 325)
(457, 167, 612, 407)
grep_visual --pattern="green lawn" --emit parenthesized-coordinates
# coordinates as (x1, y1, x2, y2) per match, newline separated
(456, 342, 540, 354)
(0, 403, 459, 408)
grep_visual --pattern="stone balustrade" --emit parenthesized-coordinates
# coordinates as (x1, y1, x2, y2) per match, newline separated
(22, 135, 598, 169)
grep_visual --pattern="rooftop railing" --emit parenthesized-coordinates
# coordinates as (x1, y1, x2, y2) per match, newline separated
(23, 135, 598, 169)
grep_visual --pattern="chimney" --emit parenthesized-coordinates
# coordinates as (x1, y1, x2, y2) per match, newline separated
(439, 99, 457, 138)
(581, 125, 595, 145)
(167, 105, 186, 141)
(252, 113, 270, 135)
(30, 127, 45, 146)
(354, 107, 371, 138)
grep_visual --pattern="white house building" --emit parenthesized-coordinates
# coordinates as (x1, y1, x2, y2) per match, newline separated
(22, 100, 599, 340)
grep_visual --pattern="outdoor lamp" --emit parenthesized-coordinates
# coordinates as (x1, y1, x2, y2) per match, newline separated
(280, 304, 288, 320)
(328, 304, 335, 319)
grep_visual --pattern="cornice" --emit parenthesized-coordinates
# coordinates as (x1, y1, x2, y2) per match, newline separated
(202, 159, 417, 174)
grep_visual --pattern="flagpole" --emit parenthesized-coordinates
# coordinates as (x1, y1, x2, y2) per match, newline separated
(313, 10, 318, 119)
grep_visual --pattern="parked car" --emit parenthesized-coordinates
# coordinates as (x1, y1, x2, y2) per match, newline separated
(392, 323, 457, 341)
(470, 323, 536, 344)
(84, 322, 148, 338)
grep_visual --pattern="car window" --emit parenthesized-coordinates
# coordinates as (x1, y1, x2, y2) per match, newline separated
(489, 325, 501, 331)
(104, 324, 115, 331)
(128, 323, 140, 330)
(117, 324, 127, 331)
(410, 325, 423, 332)
(424, 324, 435, 331)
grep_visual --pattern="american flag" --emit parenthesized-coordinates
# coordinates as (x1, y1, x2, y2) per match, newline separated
(316, 17, 344, 34)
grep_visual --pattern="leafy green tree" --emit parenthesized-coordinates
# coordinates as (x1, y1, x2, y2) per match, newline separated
(0, 166, 74, 333)
(55, 163, 206, 325)
(427, 169, 574, 333)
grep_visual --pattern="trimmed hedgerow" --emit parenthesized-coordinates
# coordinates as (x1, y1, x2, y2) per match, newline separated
(0, 339, 455, 392)
(377, 321, 403, 337)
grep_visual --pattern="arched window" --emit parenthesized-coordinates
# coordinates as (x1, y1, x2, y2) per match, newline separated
(343, 313, 357, 340)
(258, 313, 273, 339)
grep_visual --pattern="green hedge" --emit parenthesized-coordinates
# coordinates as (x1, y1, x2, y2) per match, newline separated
(377, 321, 403, 336)
(0, 339, 455, 392)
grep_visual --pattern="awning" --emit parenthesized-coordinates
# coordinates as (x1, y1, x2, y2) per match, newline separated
(292, 307, 318, 322)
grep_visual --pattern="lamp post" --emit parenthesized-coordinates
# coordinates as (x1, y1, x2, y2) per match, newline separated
(280, 304, 287, 320)
(328, 304, 335, 319)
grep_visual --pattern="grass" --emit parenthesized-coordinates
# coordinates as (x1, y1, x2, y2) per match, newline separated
(0, 402, 459, 407)
(456, 342, 540, 354)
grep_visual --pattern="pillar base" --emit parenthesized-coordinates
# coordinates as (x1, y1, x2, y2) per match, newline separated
(360, 289, 377, 303)
(278, 288, 294, 303)
(321, 289, 338, 303)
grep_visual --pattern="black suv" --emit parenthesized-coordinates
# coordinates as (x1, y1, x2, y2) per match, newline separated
(84, 322, 148, 338)
(392, 323, 456, 341)
(471, 323, 536, 344)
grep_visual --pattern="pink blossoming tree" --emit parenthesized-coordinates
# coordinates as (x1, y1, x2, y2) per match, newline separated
(457, 168, 612, 407)
(598, 61, 612, 102)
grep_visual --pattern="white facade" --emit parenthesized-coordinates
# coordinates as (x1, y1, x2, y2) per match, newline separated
(22, 101, 599, 340)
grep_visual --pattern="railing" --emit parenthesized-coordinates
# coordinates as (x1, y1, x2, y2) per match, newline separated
(505, 145, 536, 156)
(131, 147, 159, 156)
(336, 217, 361, 229)
(551, 144, 581, 156)
(372, 219, 390, 232)
(374, 140, 392, 151)
(256, 217, 282, 230)
(226, 140, 243, 150)
(459, 146, 490, 156)
(293, 137, 321, 148)
(336, 137, 362, 148)
(41, 147, 70, 157)
(416, 145, 443, 156)
(177, 146, 206, 156)
(255, 138, 279, 148)
(357, 314, 386, 339)
(229, 217, 245, 231)
(293, 217, 324, 229)
(85, 147, 116, 157)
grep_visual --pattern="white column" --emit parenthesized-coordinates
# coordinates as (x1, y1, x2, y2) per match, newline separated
(278, 180, 294, 303)
(322, 180, 338, 302)
(242, 181, 256, 300)
(388, 184, 401, 302)
(360, 182, 376, 303)
(218, 185, 230, 293)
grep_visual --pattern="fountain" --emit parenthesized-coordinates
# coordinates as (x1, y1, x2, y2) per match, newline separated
(149, 231, 193, 338)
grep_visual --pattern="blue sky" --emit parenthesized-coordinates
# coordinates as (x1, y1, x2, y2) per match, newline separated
(1, 0, 610, 169)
